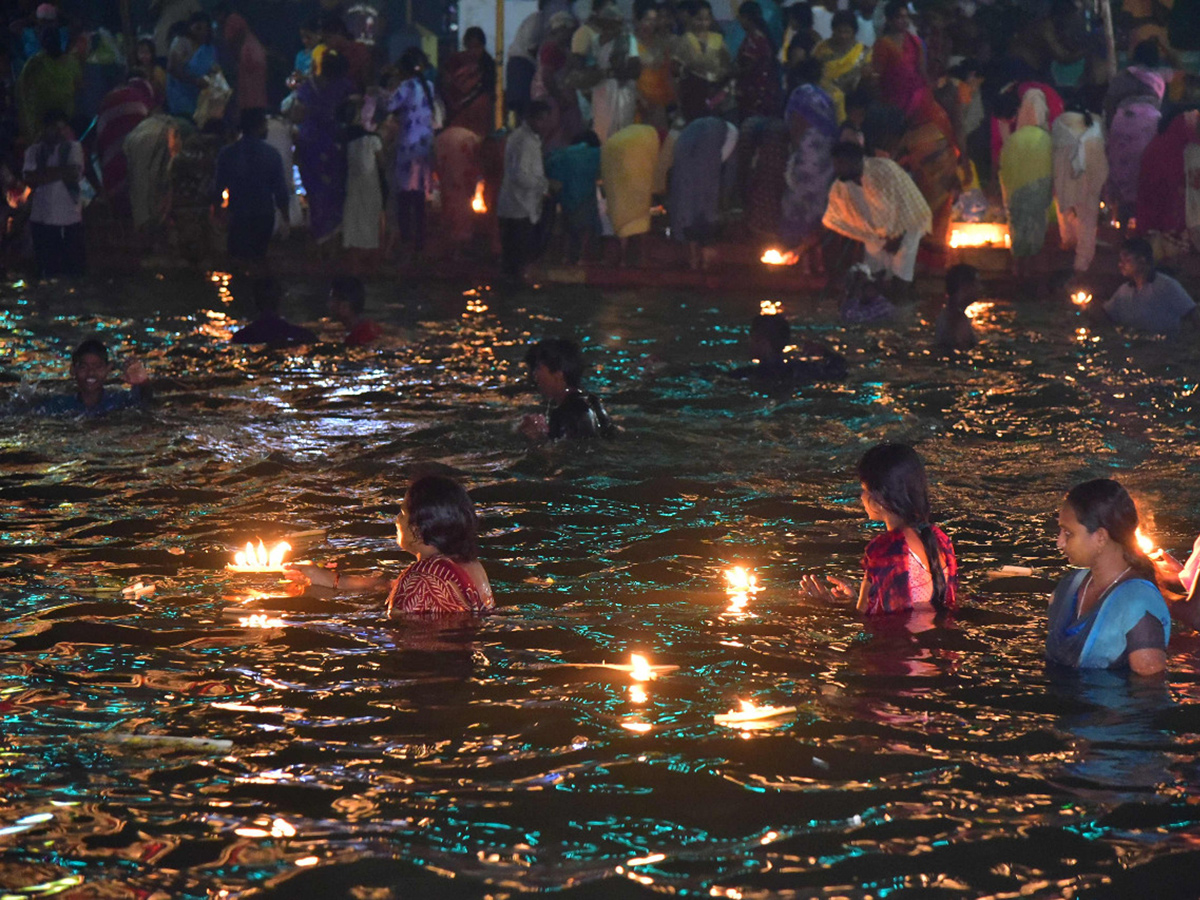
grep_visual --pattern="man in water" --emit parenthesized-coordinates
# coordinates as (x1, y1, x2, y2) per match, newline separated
(728, 312, 847, 382)
(329, 276, 382, 347)
(1099, 238, 1197, 335)
(36, 338, 150, 416)
(520, 338, 615, 441)
(935, 264, 980, 350)
(212, 106, 289, 263)
(822, 140, 931, 300)
(231, 277, 317, 345)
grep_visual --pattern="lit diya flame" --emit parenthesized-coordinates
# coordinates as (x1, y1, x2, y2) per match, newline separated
(948, 222, 1011, 249)
(713, 699, 797, 727)
(1136, 528, 1164, 560)
(471, 180, 487, 214)
(759, 300, 781, 317)
(221, 188, 230, 209)
(760, 248, 798, 266)
(1071, 290, 1093, 307)
(227, 540, 292, 572)
(725, 566, 760, 594)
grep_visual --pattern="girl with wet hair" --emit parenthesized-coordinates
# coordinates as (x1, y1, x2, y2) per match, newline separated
(287, 475, 494, 616)
(1046, 479, 1169, 675)
(802, 442, 958, 615)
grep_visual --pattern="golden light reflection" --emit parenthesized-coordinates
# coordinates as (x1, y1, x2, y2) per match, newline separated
(238, 614, 286, 628)
(714, 699, 797, 728)
(724, 566, 759, 593)
(471, 180, 487, 214)
(759, 300, 781, 316)
(963, 301, 992, 320)
(209, 270, 234, 304)
(228, 540, 292, 572)
(1071, 290, 1092, 307)
(620, 720, 652, 733)
(948, 222, 1011, 249)
(760, 248, 798, 266)
(627, 853, 666, 866)
(629, 685, 647, 704)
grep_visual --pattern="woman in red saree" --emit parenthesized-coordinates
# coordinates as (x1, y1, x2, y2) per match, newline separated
(871, 0, 929, 116)
(441, 27, 496, 139)
(286, 475, 494, 616)
(896, 91, 960, 268)
(1136, 108, 1200, 259)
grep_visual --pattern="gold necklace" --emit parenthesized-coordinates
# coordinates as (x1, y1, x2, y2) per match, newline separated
(1081, 565, 1131, 614)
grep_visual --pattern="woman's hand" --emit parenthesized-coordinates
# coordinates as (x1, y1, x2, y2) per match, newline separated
(519, 413, 549, 442)
(122, 357, 149, 386)
(800, 574, 855, 603)
(284, 564, 336, 589)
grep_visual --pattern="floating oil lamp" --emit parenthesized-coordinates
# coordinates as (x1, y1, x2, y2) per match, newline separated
(471, 180, 487, 214)
(238, 613, 286, 629)
(760, 300, 781, 316)
(760, 248, 798, 266)
(1136, 528, 1164, 561)
(724, 566, 760, 594)
(227, 540, 293, 573)
(948, 222, 1011, 249)
(596, 653, 677, 681)
(963, 300, 992, 320)
(713, 699, 797, 728)
(1071, 290, 1092, 308)
(221, 189, 230, 209)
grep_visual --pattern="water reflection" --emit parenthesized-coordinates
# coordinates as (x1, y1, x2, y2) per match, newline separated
(1, 274, 1200, 896)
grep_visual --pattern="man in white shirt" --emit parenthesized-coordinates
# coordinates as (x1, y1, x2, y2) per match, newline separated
(23, 108, 85, 277)
(497, 101, 553, 281)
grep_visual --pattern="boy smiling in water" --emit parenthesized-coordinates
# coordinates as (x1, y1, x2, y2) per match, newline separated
(36, 338, 151, 417)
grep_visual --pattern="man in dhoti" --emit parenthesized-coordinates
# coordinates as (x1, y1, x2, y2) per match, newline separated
(822, 140, 931, 292)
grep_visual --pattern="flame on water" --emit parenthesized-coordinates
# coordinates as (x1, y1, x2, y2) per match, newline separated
(760, 248, 798, 266)
(221, 188, 230, 209)
(471, 180, 487, 214)
(725, 566, 759, 593)
(1136, 527, 1161, 558)
(232, 540, 291, 569)
(1071, 290, 1092, 307)
(948, 222, 1011, 249)
(238, 614, 286, 628)
(759, 300, 781, 316)
(964, 301, 992, 320)
(629, 653, 655, 682)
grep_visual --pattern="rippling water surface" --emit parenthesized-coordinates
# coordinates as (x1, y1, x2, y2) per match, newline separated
(4, 274, 1200, 899)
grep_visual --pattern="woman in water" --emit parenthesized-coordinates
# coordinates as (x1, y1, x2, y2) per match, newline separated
(802, 443, 958, 615)
(1046, 479, 1169, 675)
(288, 475, 494, 616)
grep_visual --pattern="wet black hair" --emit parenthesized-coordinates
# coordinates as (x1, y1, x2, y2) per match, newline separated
(857, 443, 950, 611)
(525, 338, 585, 388)
(405, 474, 480, 561)
(239, 106, 268, 135)
(72, 338, 108, 365)
(1064, 479, 1156, 584)
(831, 9, 858, 32)
(1131, 38, 1160, 69)
(252, 276, 283, 314)
(1121, 236, 1154, 266)
(331, 275, 366, 312)
(750, 313, 790, 355)
(464, 26, 487, 47)
(945, 263, 978, 299)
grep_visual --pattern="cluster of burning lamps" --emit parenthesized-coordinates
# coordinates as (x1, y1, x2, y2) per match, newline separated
(226, 529, 1167, 723)
(227, 542, 796, 730)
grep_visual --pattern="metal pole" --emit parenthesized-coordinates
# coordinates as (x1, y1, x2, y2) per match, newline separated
(495, 0, 506, 130)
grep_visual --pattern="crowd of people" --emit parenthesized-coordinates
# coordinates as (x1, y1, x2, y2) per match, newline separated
(3, 0, 1200, 292)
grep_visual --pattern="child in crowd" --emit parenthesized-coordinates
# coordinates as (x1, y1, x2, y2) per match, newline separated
(520, 338, 615, 442)
(341, 98, 384, 264)
(728, 311, 847, 382)
(935, 263, 979, 350)
(231, 277, 317, 345)
(35, 338, 150, 417)
(801, 443, 959, 615)
(23, 109, 85, 278)
(286, 474, 494, 616)
(329, 275, 382, 346)
(1047, 479, 1168, 675)
(134, 38, 168, 107)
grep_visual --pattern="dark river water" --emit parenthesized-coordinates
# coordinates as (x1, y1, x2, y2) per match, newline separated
(3, 271, 1200, 899)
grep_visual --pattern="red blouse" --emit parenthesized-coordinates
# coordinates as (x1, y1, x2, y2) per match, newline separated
(386, 557, 494, 616)
(861, 525, 958, 615)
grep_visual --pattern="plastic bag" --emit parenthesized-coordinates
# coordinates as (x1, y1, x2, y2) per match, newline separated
(195, 70, 232, 128)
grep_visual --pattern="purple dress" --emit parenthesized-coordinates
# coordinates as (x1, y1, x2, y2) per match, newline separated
(295, 75, 354, 243)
